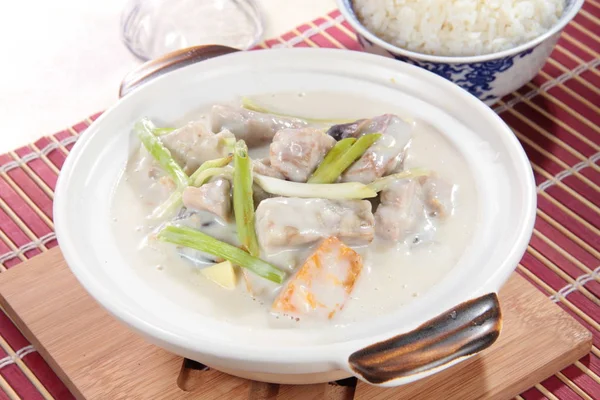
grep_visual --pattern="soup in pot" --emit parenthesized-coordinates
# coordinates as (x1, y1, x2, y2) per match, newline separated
(110, 92, 478, 329)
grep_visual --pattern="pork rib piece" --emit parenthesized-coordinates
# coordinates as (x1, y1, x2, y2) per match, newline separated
(211, 105, 308, 147)
(328, 114, 413, 183)
(269, 128, 335, 182)
(256, 197, 375, 249)
(182, 178, 232, 222)
(161, 121, 234, 174)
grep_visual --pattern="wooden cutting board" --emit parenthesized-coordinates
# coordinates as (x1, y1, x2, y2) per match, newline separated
(0, 248, 591, 400)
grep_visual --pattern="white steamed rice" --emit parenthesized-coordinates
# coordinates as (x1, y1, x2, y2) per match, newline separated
(354, 0, 565, 57)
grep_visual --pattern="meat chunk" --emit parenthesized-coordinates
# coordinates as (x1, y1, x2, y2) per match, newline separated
(339, 115, 413, 183)
(253, 158, 285, 179)
(374, 179, 428, 242)
(269, 128, 336, 182)
(375, 176, 455, 243)
(211, 105, 308, 147)
(272, 237, 363, 320)
(420, 176, 455, 218)
(182, 179, 232, 221)
(256, 198, 374, 249)
(161, 121, 234, 174)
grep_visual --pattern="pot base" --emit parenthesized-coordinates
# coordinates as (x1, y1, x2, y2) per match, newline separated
(209, 366, 351, 385)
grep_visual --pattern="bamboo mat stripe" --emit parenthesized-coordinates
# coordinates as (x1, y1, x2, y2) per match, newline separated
(0, 5, 599, 400)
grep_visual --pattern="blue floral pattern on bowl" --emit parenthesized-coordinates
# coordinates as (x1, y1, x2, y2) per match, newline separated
(358, 35, 535, 102)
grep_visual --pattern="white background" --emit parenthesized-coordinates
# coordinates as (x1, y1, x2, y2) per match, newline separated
(0, 0, 336, 153)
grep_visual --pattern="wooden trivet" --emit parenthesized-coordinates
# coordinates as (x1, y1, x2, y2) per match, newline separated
(0, 248, 591, 400)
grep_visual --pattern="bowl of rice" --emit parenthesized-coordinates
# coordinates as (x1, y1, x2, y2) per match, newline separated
(338, 0, 584, 105)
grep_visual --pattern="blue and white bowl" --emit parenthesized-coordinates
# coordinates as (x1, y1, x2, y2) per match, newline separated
(338, 0, 584, 105)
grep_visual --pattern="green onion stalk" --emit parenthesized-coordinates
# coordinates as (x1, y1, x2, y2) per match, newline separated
(233, 140, 260, 257)
(158, 225, 285, 284)
(190, 156, 233, 186)
(135, 118, 189, 189)
(308, 133, 382, 184)
(308, 138, 356, 183)
(254, 174, 377, 199)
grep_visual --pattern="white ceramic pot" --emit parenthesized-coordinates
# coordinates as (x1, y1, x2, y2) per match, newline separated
(54, 48, 536, 387)
(337, 0, 585, 105)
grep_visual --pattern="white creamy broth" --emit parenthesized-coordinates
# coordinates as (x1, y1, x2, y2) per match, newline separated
(110, 92, 478, 329)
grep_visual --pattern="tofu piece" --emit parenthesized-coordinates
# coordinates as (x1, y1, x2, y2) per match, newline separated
(272, 237, 363, 320)
(201, 261, 237, 289)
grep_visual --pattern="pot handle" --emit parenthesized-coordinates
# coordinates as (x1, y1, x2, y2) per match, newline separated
(347, 292, 501, 387)
(119, 45, 241, 98)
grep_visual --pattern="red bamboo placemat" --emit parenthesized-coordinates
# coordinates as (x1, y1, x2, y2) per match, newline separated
(0, 5, 599, 400)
